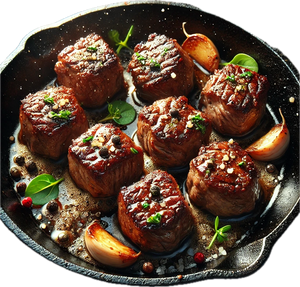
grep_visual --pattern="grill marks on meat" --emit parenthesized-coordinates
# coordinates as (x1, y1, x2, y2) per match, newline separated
(54, 33, 124, 108)
(137, 96, 212, 167)
(128, 33, 194, 102)
(18, 86, 89, 160)
(118, 170, 194, 253)
(68, 123, 144, 198)
(200, 64, 269, 136)
(186, 141, 260, 217)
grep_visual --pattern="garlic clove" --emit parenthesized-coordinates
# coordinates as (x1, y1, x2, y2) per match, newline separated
(245, 109, 290, 161)
(85, 220, 141, 268)
(181, 22, 220, 73)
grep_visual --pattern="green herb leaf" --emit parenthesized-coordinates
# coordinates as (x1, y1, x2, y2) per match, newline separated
(207, 216, 231, 249)
(142, 202, 150, 209)
(87, 46, 97, 52)
(100, 100, 136, 125)
(136, 52, 146, 65)
(130, 147, 139, 154)
(44, 95, 54, 105)
(220, 53, 259, 72)
(25, 174, 64, 205)
(147, 212, 162, 224)
(239, 71, 253, 78)
(191, 114, 206, 134)
(83, 136, 94, 143)
(225, 75, 236, 82)
(109, 25, 134, 54)
(50, 110, 71, 120)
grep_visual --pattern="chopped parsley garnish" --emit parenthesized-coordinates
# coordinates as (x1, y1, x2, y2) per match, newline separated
(147, 212, 162, 224)
(136, 52, 146, 65)
(130, 147, 139, 154)
(142, 202, 150, 209)
(238, 161, 246, 167)
(150, 58, 160, 68)
(191, 114, 206, 134)
(83, 136, 94, 143)
(87, 46, 97, 52)
(239, 71, 253, 78)
(225, 75, 236, 82)
(50, 110, 71, 120)
(44, 95, 54, 105)
(161, 47, 169, 56)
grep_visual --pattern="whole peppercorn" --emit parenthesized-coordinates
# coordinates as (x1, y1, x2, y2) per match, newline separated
(170, 108, 180, 118)
(142, 261, 154, 274)
(266, 163, 276, 173)
(150, 185, 160, 196)
(46, 200, 59, 213)
(99, 146, 109, 158)
(10, 167, 21, 179)
(16, 182, 27, 194)
(25, 160, 37, 172)
(112, 135, 121, 145)
(14, 155, 25, 166)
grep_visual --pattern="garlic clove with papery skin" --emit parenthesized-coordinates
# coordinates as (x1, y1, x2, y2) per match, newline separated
(85, 220, 141, 268)
(181, 22, 220, 73)
(245, 109, 290, 161)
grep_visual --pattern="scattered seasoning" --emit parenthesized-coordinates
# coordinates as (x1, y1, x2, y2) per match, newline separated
(136, 52, 146, 65)
(112, 135, 121, 145)
(99, 146, 109, 158)
(161, 47, 169, 56)
(10, 167, 21, 179)
(47, 200, 59, 213)
(171, 72, 177, 78)
(177, 275, 183, 280)
(227, 167, 234, 174)
(25, 160, 37, 172)
(58, 232, 69, 243)
(266, 163, 276, 173)
(14, 155, 25, 166)
(9, 135, 15, 143)
(222, 154, 229, 161)
(238, 161, 246, 167)
(170, 108, 180, 118)
(150, 58, 160, 68)
(130, 147, 139, 154)
(289, 97, 295, 103)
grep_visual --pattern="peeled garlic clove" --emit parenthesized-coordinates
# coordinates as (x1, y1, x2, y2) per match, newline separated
(85, 220, 141, 268)
(181, 22, 220, 73)
(245, 109, 290, 161)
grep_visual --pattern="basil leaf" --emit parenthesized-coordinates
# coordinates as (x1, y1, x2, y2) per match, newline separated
(25, 174, 64, 205)
(221, 53, 259, 72)
(110, 100, 136, 125)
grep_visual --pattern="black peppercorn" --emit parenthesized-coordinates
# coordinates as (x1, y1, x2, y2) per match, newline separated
(150, 185, 160, 196)
(100, 146, 109, 158)
(25, 160, 37, 172)
(170, 108, 180, 118)
(266, 163, 276, 173)
(14, 155, 25, 166)
(47, 200, 59, 213)
(16, 182, 27, 194)
(10, 167, 21, 179)
(112, 135, 121, 145)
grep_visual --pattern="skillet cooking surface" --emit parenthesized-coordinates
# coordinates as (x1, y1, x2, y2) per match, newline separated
(1, 1, 299, 285)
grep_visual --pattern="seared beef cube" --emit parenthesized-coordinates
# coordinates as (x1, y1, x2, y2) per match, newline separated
(18, 86, 88, 160)
(118, 170, 194, 253)
(54, 33, 124, 108)
(68, 123, 144, 198)
(186, 140, 261, 217)
(200, 64, 269, 136)
(137, 96, 212, 168)
(128, 33, 194, 102)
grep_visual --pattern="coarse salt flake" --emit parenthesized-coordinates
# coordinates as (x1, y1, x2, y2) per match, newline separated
(222, 154, 229, 161)
(228, 138, 234, 144)
(171, 72, 177, 78)
(227, 167, 234, 174)
(219, 163, 225, 170)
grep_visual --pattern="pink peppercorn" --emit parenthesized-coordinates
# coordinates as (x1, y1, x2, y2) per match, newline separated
(22, 197, 32, 208)
(193, 252, 205, 264)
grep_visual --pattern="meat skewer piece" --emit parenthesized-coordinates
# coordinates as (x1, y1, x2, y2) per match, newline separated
(186, 140, 261, 217)
(18, 86, 89, 160)
(137, 96, 212, 168)
(128, 33, 194, 102)
(55, 33, 124, 108)
(199, 64, 269, 137)
(68, 123, 144, 198)
(118, 170, 194, 253)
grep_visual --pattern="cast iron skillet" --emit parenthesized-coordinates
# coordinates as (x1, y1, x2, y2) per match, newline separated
(1, 1, 299, 285)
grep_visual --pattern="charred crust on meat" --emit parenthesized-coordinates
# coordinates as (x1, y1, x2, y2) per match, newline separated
(118, 170, 194, 253)
(68, 123, 144, 198)
(200, 64, 269, 136)
(137, 96, 212, 167)
(128, 33, 194, 102)
(186, 141, 261, 217)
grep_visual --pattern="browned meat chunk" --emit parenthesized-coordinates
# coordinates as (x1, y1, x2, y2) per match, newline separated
(68, 123, 144, 198)
(54, 33, 124, 108)
(186, 140, 261, 217)
(18, 86, 89, 160)
(118, 170, 194, 253)
(127, 33, 194, 102)
(137, 96, 212, 168)
(199, 64, 269, 136)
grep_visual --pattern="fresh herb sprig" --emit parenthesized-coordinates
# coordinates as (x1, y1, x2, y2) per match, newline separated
(207, 216, 231, 249)
(191, 114, 206, 134)
(108, 25, 134, 54)
(99, 100, 136, 125)
(25, 174, 64, 205)
(220, 53, 258, 72)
